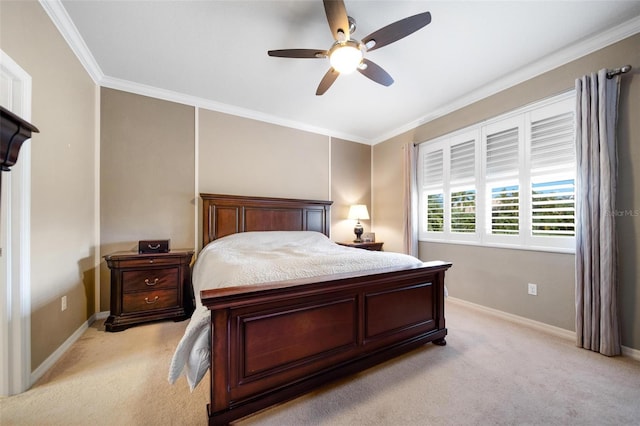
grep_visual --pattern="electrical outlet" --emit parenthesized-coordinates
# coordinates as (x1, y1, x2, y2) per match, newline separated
(527, 283, 538, 296)
(61, 296, 67, 311)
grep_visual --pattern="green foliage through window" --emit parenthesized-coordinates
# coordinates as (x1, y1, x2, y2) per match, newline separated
(532, 179, 575, 236)
(491, 185, 519, 235)
(427, 193, 444, 232)
(451, 190, 476, 233)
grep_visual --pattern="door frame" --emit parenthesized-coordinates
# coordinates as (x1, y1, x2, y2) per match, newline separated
(0, 49, 32, 396)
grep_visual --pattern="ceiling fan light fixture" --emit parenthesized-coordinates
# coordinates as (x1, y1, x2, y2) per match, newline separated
(267, 1, 432, 95)
(329, 40, 363, 74)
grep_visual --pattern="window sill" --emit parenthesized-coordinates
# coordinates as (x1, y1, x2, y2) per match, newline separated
(419, 238, 576, 254)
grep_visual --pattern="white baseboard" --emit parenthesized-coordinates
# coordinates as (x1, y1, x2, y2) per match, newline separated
(447, 297, 640, 362)
(95, 310, 109, 320)
(622, 345, 640, 361)
(446, 296, 576, 340)
(30, 311, 107, 386)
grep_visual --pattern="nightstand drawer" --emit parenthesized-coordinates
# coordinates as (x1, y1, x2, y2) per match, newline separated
(104, 250, 194, 331)
(122, 268, 178, 292)
(122, 289, 178, 313)
(112, 256, 183, 268)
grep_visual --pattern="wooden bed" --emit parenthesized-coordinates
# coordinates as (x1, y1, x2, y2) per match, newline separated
(198, 193, 451, 425)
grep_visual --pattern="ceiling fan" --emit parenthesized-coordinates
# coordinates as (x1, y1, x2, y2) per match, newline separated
(267, 0, 432, 95)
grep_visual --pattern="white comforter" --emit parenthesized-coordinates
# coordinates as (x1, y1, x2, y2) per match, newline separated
(167, 231, 423, 390)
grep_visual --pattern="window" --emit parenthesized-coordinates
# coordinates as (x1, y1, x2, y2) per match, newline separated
(422, 147, 444, 233)
(450, 139, 476, 234)
(421, 132, 478, 242)
(491, 184, 519, 235)
(531, 179, 574, 237)
(484, 118, 522, 244)
(418, 92, 575, 252)
(528, 101, 575, 249)
(426, 193, 444, 232)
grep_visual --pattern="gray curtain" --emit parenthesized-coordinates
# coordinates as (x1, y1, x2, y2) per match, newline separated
(402, 143, 418, 257)
(575, 69, 621, 356)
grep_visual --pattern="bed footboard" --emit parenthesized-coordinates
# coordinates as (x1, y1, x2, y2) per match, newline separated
(200, 261, 451, 425)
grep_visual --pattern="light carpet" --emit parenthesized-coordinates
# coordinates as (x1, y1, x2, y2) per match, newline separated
(2, 300, 639, 425)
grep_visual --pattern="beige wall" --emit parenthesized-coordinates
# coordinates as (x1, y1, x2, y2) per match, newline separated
(197, 110, 372, 244)
(330, 138, 371, 243)
(373, 34, 640, 350)
(100, 88, 195, 310)
(1, 1, 98, 369)
(198, 109, 329, 201)
(197, 109, 331, 247)
(371, 137, 407, 251)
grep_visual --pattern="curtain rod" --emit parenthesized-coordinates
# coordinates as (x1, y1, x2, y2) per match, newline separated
(607, 65, 632, 79)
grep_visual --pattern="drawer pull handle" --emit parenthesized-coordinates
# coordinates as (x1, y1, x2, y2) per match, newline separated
(145, 278, 159, 286)
(148, 244, 160, 250)
(145, 296, 159, 304)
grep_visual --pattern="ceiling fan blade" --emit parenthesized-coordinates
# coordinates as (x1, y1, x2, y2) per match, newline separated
(362, 11, 431, 52)
(357, 59, 394, 87)
(268, 49, 327, 58)
(323, 0, 350, 40)
(316, 68, 340, 95)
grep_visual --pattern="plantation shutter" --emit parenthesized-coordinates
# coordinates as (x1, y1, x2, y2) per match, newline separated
(422, 148, 444, 233)
(486, 126, 520, 235)
(423, 149, 443, 188)
(486, 127, 519, 178)
(530, 111, 574, 173)
(417, 91, 575, 250)
(450, 140, 475, 184)
(530, 110, 576, 237)
(450, 140, 476, 233)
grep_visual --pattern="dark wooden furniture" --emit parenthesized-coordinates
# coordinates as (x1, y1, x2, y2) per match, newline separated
(0, 106, 39, 202)
(0, 106, 39, 172)
(198, 194, 451, 425)
(104, 250, 194, 332)
(337, 241, 384, 251)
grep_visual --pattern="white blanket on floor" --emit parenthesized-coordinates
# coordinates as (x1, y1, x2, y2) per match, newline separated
(167, 231, 423, 390)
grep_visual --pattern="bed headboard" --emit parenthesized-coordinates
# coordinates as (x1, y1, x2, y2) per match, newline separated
(201, 193, 333, 246)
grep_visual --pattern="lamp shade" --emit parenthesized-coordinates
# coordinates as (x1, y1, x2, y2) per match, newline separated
(348, 204, 370, 221)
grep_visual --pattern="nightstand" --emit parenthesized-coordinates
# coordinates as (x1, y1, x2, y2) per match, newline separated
(337, 241, 384, 251)
(104, 250, 194, 332)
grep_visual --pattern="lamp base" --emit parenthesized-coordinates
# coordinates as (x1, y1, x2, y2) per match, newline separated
(353, 222, 363, 243)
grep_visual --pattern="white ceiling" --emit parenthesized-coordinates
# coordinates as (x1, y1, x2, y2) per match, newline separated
(52, 0, 640, 144)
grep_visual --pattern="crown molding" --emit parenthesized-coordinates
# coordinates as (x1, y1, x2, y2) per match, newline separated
(99, 75, 367, 144)
(41, 0, 638, 146)
(39, 0, 104, 84)
(371, 14, 640, 145)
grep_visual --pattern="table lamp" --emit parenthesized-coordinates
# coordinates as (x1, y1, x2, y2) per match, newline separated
(348, 204, 370, 242)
